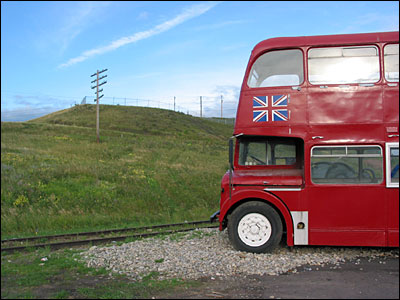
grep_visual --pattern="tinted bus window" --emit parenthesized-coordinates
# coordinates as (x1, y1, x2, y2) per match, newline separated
(239, 138, 297, 166)
(384, 44, 399, 82)
(390, 147, 399, 183)
(308, 46, 380, 84)
(311, 146, 383, 184)
(247, 49, 304, 88)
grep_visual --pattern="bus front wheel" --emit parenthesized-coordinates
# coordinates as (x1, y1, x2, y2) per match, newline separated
(228, 201, 283, 253)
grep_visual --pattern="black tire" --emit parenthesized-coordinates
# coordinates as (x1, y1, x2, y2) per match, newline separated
(228, 201, 283, 253)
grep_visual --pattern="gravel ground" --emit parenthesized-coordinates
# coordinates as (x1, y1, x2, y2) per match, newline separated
(80, 228, 399, 282)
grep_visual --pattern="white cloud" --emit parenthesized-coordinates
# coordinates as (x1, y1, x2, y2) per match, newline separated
(137, 11, 149, 20)
(202, 85, 240, 118)
(59, 3, 103, 49)
(1, 106, 60, 122)
(193, 19, 249, 31)
(58, 2, 219, 68)
(338, 12, 399, 34)
(36, 2, 112, 55)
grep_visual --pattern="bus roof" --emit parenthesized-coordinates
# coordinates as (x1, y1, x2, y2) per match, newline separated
(251, 31, 399, 58)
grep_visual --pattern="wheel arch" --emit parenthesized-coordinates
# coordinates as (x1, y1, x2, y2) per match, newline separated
(221, 190, 294, 247)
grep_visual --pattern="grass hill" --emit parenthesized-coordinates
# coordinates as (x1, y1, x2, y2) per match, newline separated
(1, 105, 233, 238)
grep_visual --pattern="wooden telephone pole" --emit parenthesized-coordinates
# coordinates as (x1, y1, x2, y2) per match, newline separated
(200, 96, 202, 118)
(221, 95, 223, 119)
(90, 69, 108, 143)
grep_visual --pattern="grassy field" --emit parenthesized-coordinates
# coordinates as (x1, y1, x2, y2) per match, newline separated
(1, 236, 201, 299)
(1, 104, 233, 238)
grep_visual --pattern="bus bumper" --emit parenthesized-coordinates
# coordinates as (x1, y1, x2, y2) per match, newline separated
(210, 210, 220, 223)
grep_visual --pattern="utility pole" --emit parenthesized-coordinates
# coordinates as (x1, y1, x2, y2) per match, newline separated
(200, 96, 202, 118)
(91, 69, 108, 143)
(221, 95, 223, 119)
(174, 96, 176, 111)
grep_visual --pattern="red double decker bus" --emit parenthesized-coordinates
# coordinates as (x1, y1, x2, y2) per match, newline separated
(212, 31, 399, 253)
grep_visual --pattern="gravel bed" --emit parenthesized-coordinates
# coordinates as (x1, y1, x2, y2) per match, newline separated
(80, 228, 399, 281)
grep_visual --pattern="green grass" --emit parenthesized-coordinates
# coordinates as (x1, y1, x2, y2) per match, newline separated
(1, 248, 196, 299)
(1, 104, 229, 298)
(1, 104, 232, 238)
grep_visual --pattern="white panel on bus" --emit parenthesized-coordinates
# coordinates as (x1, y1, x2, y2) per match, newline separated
(291, 211, 308, 245)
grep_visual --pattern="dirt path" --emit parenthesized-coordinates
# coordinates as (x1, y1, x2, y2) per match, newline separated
(154, 256, 399, 299)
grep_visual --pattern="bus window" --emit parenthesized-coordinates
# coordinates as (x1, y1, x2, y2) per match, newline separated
(311, 146, 383, 184)
(275, 144, 296, 165)
(239, 141, 269, 165)
(384, 44, 399, 82)
(386, 143, 399, 187)
(239, 137, 299, 166)
(308, 46, 380, 84)
(247, 49, 304, 88)
(390, 148, 399, 183)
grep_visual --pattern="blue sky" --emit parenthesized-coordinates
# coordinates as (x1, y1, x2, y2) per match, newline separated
(1, 1, 399, 121)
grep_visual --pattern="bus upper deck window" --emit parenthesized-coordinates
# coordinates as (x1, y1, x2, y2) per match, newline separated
(308, 46, 380, 85)
(384, 44, 399, 82)
(247, 49, 304, 88)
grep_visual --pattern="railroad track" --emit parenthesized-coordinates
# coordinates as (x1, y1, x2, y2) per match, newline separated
(1, 220, 219, 254)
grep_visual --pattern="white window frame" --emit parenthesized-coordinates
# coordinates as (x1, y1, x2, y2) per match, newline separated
(310, 145, 383, 185)
(386, 142, 399, 188)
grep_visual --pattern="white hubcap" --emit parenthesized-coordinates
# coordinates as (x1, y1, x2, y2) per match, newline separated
(238, 213, 272, 247)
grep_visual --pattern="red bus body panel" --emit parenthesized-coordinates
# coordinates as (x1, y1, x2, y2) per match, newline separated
(220, 31, 399, 248)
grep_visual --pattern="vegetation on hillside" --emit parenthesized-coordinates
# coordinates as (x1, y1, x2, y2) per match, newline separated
(1, 105, 233, 238)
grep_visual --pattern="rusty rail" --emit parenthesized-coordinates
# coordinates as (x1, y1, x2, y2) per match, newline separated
(1, 220, 218, 254)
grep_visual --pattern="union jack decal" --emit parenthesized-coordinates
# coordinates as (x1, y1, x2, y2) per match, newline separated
(252, 94, 290, 122)
(272, 109, 289, 121)
(272, 94, 289, 107)
(253, 96, 268, 122)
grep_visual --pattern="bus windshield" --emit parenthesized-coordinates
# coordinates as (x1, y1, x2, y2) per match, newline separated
(247, 49, 304, 88)
(238, 137, 303, 167)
